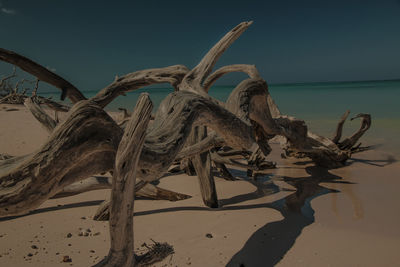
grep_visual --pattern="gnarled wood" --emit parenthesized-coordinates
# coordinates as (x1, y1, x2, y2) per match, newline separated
(136, 90, 257, 182)
(332, 110, 350, 144)
(0, 20, 372, 224)
(37, 96, 70, 113)
(95, 94, 152, 267)
(137, 183, 191, 201)
(338, 113, 371, 150)
(0, 21, 375, 267)
(174, 132, 225, 161)
(224, 76, 370, 168)
(203, 64, 260, 92)
(51, 176, 112, 199)
(189, 126, 218, 208)
(179, 21, 253, 93)
(24, 97, 56, 132)
(0, 101, 122, 217)
(0, 89, 261, 218)
(52, 176, 191, 202)
(92, 65, 189, 108)
(176, 23, 254, 207)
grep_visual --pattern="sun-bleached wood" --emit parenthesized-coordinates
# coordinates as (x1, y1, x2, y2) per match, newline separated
(179, 21, 253, 93)
(92, 65, 189, 108)
(0, 20, 372, 220)
(94, 93, 152, 267)
(189, 126, 218, 208)
(52, 176, 191, 202)
(24, 97, 57, 132)
(0, 101, 122, 217)
(203, 64, 261, 92)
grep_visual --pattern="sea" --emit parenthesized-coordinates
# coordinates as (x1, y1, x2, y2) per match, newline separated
(39, 79, 400, 157)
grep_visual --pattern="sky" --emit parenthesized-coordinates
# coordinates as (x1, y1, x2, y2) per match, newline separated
(0, 0, 399, 92)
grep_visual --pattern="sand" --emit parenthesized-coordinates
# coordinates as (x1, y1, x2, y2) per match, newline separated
(0, 103, 399, 267)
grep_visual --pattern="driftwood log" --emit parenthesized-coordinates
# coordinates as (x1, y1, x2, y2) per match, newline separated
(0, 21, 372, 266)
(95, 93, 152, 267)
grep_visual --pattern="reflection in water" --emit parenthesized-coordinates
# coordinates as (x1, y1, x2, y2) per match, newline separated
(227, 166, 353, 267)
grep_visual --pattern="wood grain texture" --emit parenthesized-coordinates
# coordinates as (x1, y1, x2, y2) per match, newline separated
(0, 100, 122, 217)
(94, 93, 152, 267)
(92, 65, 189, 108)
(24, 97, 57, 132)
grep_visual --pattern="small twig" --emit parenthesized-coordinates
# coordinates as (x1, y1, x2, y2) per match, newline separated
(32, 79, 39, 97)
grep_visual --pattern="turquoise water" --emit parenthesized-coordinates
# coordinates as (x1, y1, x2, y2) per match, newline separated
(39, 80, 400, 156)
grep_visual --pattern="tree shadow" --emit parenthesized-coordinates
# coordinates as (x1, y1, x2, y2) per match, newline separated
(347, 154, 397, 167)
(0, 200, 104, 222)
(226, 166, 351, 267)
(0, 165, 356, 267)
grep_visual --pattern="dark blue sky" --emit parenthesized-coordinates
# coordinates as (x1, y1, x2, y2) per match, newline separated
(1, 0, 399, 92)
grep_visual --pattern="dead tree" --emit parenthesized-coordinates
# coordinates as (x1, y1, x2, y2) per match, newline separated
(0, 21, 372, 266)
(95, 93, 152, 267)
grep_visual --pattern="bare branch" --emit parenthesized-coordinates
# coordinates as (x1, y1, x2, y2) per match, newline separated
(36, 96, 70, 112)
(203, 64, 261, 92)
(24, 97, 57, 132)
(0, 48, 86, 103)
(0, 66, 16, 88)
(91, 65, 189, 108)
(331, 110, 350, 144)
(174, 132, 224, 161)
(0, 101, 122, 217)
(96, 93, 152, 266)
(338, 113, 371, 150)
(32, 79, 39, 97)
(180, 21, 253, 93)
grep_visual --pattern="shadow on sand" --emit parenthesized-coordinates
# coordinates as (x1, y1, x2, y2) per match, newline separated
(226, 166, 351, 267)
(0, 153, 396, 265)
(0, 200, 104, 222)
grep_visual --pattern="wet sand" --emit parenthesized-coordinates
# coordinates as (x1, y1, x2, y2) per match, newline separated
(0, 104, 399, 266)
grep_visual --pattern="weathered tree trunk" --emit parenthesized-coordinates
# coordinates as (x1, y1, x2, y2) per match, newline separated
(189, 126, 218, 208)
(94, 94, 152, 267)
(0, 101, 122, 217)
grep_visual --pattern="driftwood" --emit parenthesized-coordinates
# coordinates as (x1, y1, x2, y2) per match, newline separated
(0, 67, 71, 123)
(52, 176, 191, 202)
(24, 97, 57, 132)
(188, 126, 218, 208)
(336, 113, 371, 151)
(0, 48, 85, 102)
(0, 20, 372, 266)
(0, 101, 122, 217)
(0, 21, 371, 216)
(95, 94, 152, 267)
(0, 66, 16, 92)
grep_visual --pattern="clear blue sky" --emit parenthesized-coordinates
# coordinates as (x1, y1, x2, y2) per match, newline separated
(1, 0, 399, 92)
